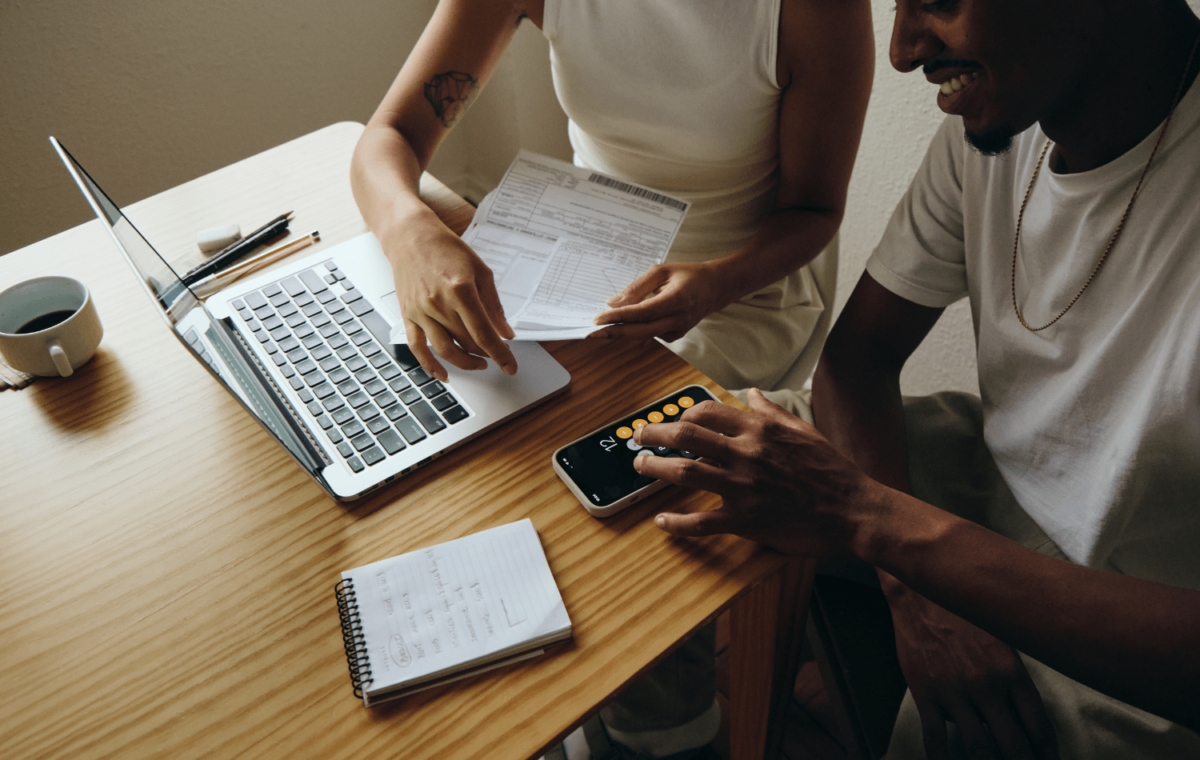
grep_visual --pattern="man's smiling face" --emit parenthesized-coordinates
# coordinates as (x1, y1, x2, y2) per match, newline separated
(890, 0, 1093, 155)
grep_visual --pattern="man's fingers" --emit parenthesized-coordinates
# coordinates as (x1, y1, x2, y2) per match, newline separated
(1011, 673, 1059, 760)
(678, 399, 755, 437)
(653, 507, 744, 538)
(917, 703, 953, 760)
(587, 318, 676, 343)
(634, 420, 730, 462)
(605, 268, 665, 308)
(632, 452, 733, 493)
(976, 698, 1037, 760)
(746, 388, 814, 433)
(948, 705, 1000, 760)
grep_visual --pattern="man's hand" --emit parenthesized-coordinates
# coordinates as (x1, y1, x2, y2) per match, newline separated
(381, 218, 516, 383)
(887, 586, 1059, 760)
(634, 389, 879, 556)
(589, 261, 728, 343)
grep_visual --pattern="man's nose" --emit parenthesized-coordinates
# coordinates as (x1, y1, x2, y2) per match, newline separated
(890, 3, 941, 73)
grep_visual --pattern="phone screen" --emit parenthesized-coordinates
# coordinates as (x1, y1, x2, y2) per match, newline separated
(555, 386, 716, 507)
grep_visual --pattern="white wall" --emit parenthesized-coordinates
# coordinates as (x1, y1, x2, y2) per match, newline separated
(2, 1, 983, 395)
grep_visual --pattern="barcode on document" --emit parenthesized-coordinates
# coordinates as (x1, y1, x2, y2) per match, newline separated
(586, 174, 687, 212)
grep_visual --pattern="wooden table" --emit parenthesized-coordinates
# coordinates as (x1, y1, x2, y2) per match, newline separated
(0, 123, 809, 760)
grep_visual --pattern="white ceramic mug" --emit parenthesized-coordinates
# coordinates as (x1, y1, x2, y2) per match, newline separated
(0, 276, 103, 377)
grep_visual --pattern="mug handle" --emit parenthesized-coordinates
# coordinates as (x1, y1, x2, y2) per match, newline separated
(48, 340, 74, 377)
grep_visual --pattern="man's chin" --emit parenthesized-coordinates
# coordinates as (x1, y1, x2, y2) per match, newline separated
(964, 126, 1015, 157)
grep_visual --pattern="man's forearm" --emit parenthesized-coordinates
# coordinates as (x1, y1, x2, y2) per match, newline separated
(860, 486, 1200, 732)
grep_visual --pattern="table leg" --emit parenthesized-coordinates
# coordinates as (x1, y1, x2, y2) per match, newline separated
(727, 558, 817, 760)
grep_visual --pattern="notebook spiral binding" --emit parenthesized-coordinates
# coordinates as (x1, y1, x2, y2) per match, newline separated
(335, 578, 373, 698)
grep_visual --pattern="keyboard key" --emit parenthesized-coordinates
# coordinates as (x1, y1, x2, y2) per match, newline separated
(342, 317, 363, 333)
(295, 358, 318, 375)
(369, 353, 392, 369)
(286, 347, 307, 364)
(246, 318, 262, 333)
(336, 345, 358, 361)
(325, 261, 338, 271)
(294, 323, 315, 339)
(298, 389, 314, 404)
(367, 417, 390, 435)
(317, 290, 338, 305)
(399, 387, 422, 405)
(305, 371, 327, 387)
(335, 271, 347, 282)
(319, 322, 340, 338)
(342, 420, 365, 439)
(349, 299, 374, 317)
(341, 288, 364, 304)
(378, 363, 401, 381)
(337, 379, 359, 396)
(328, 366, 351, 385)
(408, 367, 433, 386)
(351, 331, 372, 347)
(294, 291, 315, 307)
(443, 405, 469, 424)
(319, 356, 341, 373)
(301, 333, 323, 349)
(410, 400, 446, 434)
(269, 326, 290, 342)
(333, 407, 355, 426)
(322, 395, 346, 412)
(311, 345, 332, 361)
(357, 404, 380, 422)
(288, 376, 305, 391)
(354, 367, 377, 383)
(263, 283, 283, 297)
(232, 298, 247, 310)
(271, 353, 287, 367)
(385, 403, 408, 421)
(377, 429, 406, 455)
(392, 344, 421, 371)
(376, 391, 398, 408)
(262, 315, 286, 332)
(245, 292, 268, 310)
(346, 356, 368, 372)
(302, 302, 323, 318)
(313, 383, 336, 400)
(311, 312, 332, 329)
(299, 270, 328, 293)
(281, 276, 305, 296)
(277, 301, 299, 318)
(327, 428, 344, 444)
(306, 401, 323, 416)
(422, 380, 446, 399)
(431, 392, 457, 411)
(365, 378, 388, 396)
(388, 375, 412, 393)
(285, 312, 307, 328)
(395, 417, 426, 444)
(316, 415, 333, 430)
(327, 299, 346, 315)
(280, 363, 296, 378)
(347, 391, 370, 409)
(348, 456, 364, 473)
(254, 331, 270, 344)
(328, 333, 349, 349)
(361, 341, 382, 358)
(351, 433, 374, 452)
(324, 273, 337, 285)
(264, 340, 279, 355)
(278, 336, 300, 353)
(269, 292, 290, 307)
(237, 307, 253, 322)
(362, 446, 386, 467)
(337, 442, 355, 459)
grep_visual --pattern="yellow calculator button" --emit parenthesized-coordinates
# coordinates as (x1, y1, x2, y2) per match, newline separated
(663, 404, 680, 416)
(616, 426, 634, 439)
(678, 396, 695, 408)
(647, 411, 664, 423)
(632, 419, 649, 429)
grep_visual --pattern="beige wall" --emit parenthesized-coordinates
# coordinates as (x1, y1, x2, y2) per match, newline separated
(35, 1, 1186, 395)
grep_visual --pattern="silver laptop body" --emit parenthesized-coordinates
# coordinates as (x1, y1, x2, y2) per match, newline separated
(51, 137, 571, 501)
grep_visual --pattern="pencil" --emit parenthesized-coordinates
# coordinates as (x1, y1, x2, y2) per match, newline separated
(194, 230, 320, 299)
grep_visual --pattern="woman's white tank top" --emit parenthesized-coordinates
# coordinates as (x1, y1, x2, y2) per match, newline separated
(542, 0, 783, 258)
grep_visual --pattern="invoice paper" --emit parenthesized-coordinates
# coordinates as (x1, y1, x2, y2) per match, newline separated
(390, 151, 688, 343)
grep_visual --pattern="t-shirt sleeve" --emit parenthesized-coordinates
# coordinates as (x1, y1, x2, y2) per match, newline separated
(866, 116, 969, 308)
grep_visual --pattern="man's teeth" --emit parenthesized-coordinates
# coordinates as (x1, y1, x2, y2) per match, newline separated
(940, 72, 980, 96)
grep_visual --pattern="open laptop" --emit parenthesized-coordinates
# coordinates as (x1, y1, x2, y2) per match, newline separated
(51, 137, 570, 501)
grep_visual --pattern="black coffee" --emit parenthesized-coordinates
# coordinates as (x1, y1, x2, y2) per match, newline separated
(15, 309, 76, 334)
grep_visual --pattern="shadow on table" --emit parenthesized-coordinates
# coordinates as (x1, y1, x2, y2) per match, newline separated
(28, 347, 134, 431)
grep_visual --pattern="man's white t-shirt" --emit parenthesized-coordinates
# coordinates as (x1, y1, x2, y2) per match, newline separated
(867, 79, 1200, 589)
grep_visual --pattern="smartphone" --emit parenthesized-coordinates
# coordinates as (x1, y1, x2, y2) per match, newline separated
(552, 385, 718, 517)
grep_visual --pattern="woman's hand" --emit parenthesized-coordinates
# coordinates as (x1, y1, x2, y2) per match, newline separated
(382, 213, 516, 382)
(589, 261, 730, 343)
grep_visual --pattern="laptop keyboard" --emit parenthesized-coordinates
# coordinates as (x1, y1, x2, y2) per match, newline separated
(231, 260, 469, 473)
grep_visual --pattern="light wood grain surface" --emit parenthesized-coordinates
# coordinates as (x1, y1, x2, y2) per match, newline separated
(0, 123, 795, 760)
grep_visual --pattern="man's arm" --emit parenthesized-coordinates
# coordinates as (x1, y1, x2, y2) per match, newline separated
(591, 0, 874, 343)
(636, 391, 1200, 735)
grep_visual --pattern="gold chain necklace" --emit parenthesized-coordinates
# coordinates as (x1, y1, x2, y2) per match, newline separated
(1011, 32, 1200, 332)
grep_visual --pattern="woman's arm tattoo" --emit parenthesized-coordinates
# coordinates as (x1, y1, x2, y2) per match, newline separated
(424, 71, 479, 128)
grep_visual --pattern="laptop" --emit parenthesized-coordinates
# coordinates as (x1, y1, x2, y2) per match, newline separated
(51, 137, 571, 501)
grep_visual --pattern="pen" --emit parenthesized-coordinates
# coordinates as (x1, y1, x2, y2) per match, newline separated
(193, 230, 321, 300)
(182, 211, 293, 285)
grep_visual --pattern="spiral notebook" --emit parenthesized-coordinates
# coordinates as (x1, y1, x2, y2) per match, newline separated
(336, 519, 572, 706)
